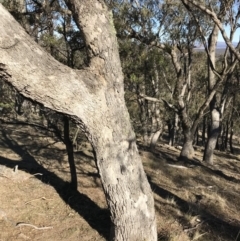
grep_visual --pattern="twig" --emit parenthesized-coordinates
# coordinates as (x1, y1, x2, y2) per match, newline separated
(29, 173, 43, 177)
(166, 164, 188, 169)
(24, 173, 43, 180)
(25, 196, 52, 205)
(184, 222, 204, 232)
(16, 222, 53, 230)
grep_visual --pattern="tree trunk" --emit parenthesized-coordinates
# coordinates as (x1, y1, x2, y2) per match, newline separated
(149, 60, 162, 150)
(168, 119, 174, 146)
(64, 116, 78, 190)
(203, 24, 219, 165)
(0, 2, 157, 241)
(150, 129, 161, 150)
(168, 113, 179, 146)
(203, 106, 221, 164)
(224, 120, 229, 151)
(72, 126, 80, 150)
(149, 99, 162, 151)
(179, 130, 194, 161)
(229, 120, 234, 154)
(220, 124, 225, 151)
(193, 125, 199, 146)
(202, 116, 206, 146)
(137, 84, 149, 144)
(178, 94, 195, 161)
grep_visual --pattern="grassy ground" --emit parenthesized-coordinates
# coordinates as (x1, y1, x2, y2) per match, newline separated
(0, 121, 240, 241)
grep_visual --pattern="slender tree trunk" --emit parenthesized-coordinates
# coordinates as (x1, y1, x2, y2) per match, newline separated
(194, 125, 199, 146)
(224, 120, 229, 151)
(137, 84, 149, 144)
(202, 116, 206, 146)
(229, 120, 234, 154)
(168, 119, 174, 146)
(220, 124, 225, 151)
(149, 103, 162, 150)
(150, 129, 162, 150)
(0, 2, 157, 240)
(168, 113, 179, 146)
(170, 45, 196, 161)
(72, 126, 80, 150)
(174, 113, 179, 145)
(203, 24, 219, 164)
(64, 116, 78, 190)
(149, 62, 162, 150)
(203, 99, 221, 164)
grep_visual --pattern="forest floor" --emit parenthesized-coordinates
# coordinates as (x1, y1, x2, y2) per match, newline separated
(0, 120, 240, 241)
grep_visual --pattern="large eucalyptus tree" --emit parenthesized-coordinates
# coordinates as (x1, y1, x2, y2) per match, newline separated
(0, 1, 157, 240)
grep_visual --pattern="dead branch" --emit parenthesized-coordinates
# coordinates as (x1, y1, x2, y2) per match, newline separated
(25, 196, 53, 205)
(16, 222, 53, 230)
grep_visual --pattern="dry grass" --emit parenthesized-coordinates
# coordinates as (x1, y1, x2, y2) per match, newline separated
(0, 123, 240, 241)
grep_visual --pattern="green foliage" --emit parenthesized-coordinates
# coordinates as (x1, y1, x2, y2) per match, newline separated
(0, 102, 14, 109)
(40, 33, 59, 48)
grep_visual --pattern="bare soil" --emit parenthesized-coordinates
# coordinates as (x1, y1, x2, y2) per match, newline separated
(0, 121, 240, 241)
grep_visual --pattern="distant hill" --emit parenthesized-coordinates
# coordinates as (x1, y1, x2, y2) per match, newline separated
(194, 41, 238, 55)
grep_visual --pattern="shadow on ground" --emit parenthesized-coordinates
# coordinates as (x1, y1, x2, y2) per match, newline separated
(0, 126, 111, 240)
(148, 176, 240, 241)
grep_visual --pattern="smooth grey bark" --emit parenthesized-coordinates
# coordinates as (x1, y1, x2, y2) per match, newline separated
(149, 61, 162, 150)
(203, 102, 221, 164)
(203, 25, 237, 163)
(170, 47, 195, 161)
(0, 2, 157, 241)
(180, 140, 194, 161)
(203, 24, 219, 164)
(179, 123, 195, 161)
(168, 113, 179, 146)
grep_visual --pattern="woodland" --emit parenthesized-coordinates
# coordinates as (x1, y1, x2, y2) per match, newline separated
(0, 0, 240, 241)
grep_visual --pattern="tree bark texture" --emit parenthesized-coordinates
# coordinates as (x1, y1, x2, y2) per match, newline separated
(203, 25, 219, 164)
(170, 47, 195, 161)
(203, 107, 221, 164)
(0, 2, 157, 241)
(149, 61, 162, 150)
(179, 130, 194, 161)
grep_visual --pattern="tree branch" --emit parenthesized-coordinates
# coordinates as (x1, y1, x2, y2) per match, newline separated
(0, 2, 118, 128)
(181, 0, 240, 61)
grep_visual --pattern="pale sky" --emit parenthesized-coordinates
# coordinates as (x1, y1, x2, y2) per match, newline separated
(218, 25, 240, 43)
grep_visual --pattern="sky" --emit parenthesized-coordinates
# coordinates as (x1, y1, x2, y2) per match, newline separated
(218, 25, 240, 43)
